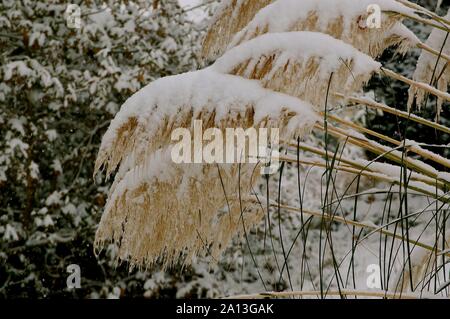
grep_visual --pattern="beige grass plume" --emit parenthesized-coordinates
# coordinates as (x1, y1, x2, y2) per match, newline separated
(203, 0, 419, 60)
(393, 231, 450, 294)
(408, 9, 450, 117)
(94, 70, 319, 268)
(209, 32, 382, 109)
(201, 0, 273, 61)
(95, 70, 318, 179)
(95, 147, 264, 269)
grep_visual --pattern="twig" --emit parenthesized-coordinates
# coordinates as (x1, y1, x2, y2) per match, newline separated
(335, 94, 450, 135)
(381, 67, 450, 105)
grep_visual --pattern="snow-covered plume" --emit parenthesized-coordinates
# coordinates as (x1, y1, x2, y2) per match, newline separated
(95, 70, 318, 178)
(408, 9, 450, 116)
(206, 0, 418, 60)
(95, 146, 264, 269)
(94, 70, 319, 267)
(209, 32, 382, 108)
(202, 0, 273, 60)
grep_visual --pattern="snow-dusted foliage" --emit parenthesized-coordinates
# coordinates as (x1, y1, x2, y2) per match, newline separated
(0, 0, 201, 297)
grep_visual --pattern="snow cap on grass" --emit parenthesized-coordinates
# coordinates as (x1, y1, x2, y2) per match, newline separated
(408, 9, 450, 116)
(94, 70, 320, 268)
(384, 23, 420, 55)
(202, 0, 273, 60)
(227, 0, 417, 59)
(95, 70, 319, 178)
(209, 32, 382, 108)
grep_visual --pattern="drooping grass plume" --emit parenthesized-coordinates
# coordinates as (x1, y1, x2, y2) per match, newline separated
(385, 23, 421, 56)
(224, 0, 419, 58)
(209, 32, 381, 109)
(201, 0, 273, 60)
(94, 70, 319, 268)
(394, 231, 450, 293)
(95, 70, 318, 179)
(95, 147, 264, 268)
(210, 32, 449, 113)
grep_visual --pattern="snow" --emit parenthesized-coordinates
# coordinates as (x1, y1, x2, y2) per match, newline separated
(100, 69, 319, 153)
(404, 139, 450, 169)
(229, 0, 415, 46)
(437, 279, 450, 294)
(4, 61, 33, 80)
(35, 215, 54, 228)
(344, 129, 441, 178)
(356, 159, 419, 181)
(29, 161, 40, 180)
(420, 9, 450, 55)
(438, 172, 450, 183)
(45, 191, 63, 206)
(8, 138, 29, 157)
(179, 0, 208, 22)
(3, 224, 19, 242)
(353, 159, 448, 200)
(110, 148, 177, 197)
(1, 0, 209, 299)
(210, 31, 382, 77)
(0, 167, 6, 182)
(8, 118, 26, 136)
(387, 23, 420, 46)
(95, 0, 450, 298)
(161, 37, 178, 52)
(45, 129, 58, 142)
(29, 31, 46, 47)
(2, 0, 444, 298)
